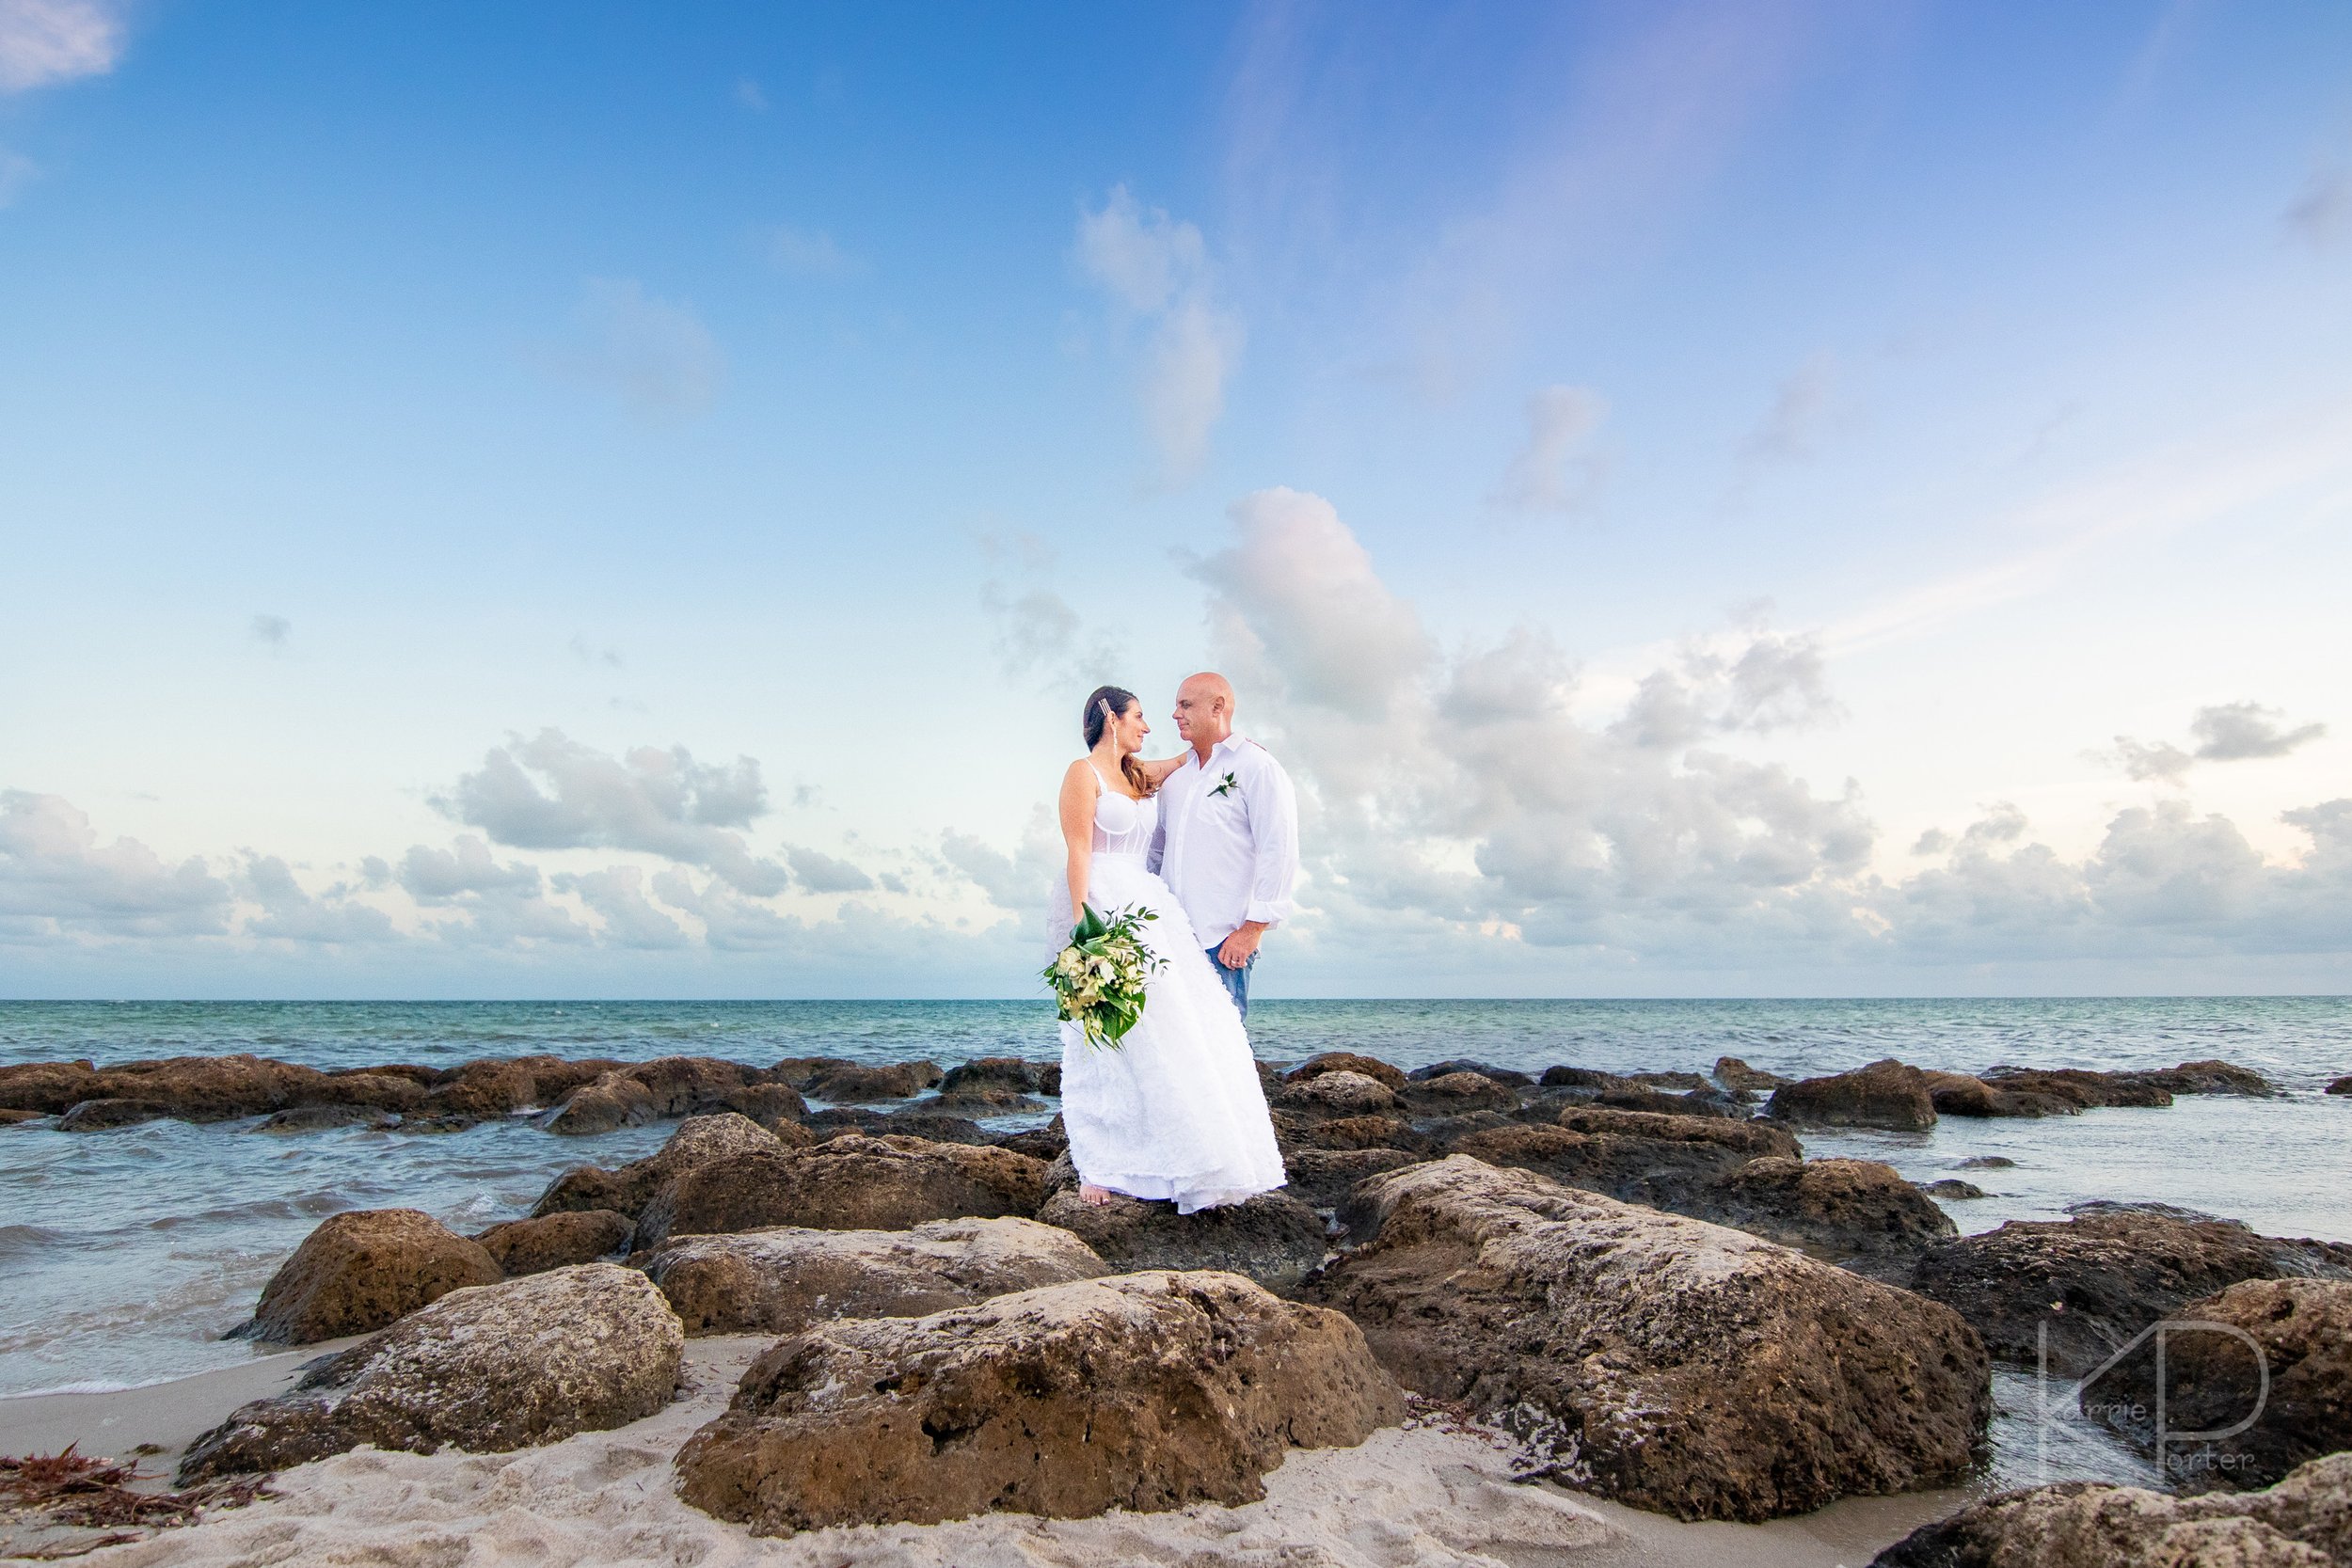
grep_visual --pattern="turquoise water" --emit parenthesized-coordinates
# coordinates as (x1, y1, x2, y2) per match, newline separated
(1, 997, 2347, 1403)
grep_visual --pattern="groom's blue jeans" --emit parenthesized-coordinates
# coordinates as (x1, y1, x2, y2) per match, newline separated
(1207, 945, 1254, 1020)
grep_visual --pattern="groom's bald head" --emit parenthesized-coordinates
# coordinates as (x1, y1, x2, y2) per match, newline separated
(1174, 672, 1236, 757)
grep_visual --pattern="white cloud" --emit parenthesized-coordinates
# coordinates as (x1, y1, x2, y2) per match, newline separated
(552, 865, 691, 949)
(2109, 701, 2326, 783)
(1074, 185, 1245, 483)
(766, 226, 860, 278)
(977, 533, 1125, 690)
(242, 855, 395, 944)
(649, 869, 799, 951)
(0, 791, 231, 939)
(1741, 351, 1837, 466)
(0, 0, 123, 93)
(1489, 385, 1609, 514)
(550, 278, 723, 420)
(399, 835, 591, 948)
(437, 729, 789, 895)
(788, 845, 873, 894)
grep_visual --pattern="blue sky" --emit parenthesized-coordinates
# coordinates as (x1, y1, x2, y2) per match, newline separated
(3, 0, 2349, 997)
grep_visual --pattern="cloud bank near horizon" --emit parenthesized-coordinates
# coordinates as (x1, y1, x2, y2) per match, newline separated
(5, 489, 2345, 994)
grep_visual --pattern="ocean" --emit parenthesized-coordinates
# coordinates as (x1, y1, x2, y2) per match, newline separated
(2, 995, 2347, 1438)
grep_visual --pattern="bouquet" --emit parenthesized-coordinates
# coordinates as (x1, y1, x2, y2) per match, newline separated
(1043, 902, 1164, 1050)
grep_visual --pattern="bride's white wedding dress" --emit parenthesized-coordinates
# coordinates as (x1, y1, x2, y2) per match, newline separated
(1053, 768, 1287, 1212)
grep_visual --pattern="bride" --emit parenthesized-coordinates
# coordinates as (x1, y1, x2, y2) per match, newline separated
(1053, 684, 1287, 1212)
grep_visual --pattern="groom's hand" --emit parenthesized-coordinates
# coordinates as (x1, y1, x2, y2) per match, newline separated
(1216, 922, 1267, 969)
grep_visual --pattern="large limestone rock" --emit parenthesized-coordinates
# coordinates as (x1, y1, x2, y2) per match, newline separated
(1978, 1065, 2171, 1110)
(1714, 1056, 1792, 1093)
(1035, 1187, 1327, 1288)
(673, 1270, 1403, 1535)
(2085, 1279, 2352, 1491)
(530, 1112, 790, 1221)
(641, 1216, 1106, 1335)
(1281, 1146, 1424, 1212)
(541, 1056, 806, 1135)
(1870, 1451, 2352, 1567)
(235, 1209, 502, 1343)
(781, 1059, 944, 1102)
(180, 1263, 681, 1482)
(416, 1055, 618, 1120)
(475, 1210, 634, 1276)
(1768, 1058, 1937, 1131)
(1908, 1209, 2352, 1375)
(1283, 1052, 1409, 1092)
(632, 1133, 1047, 1249)
(1271, 1069, 1397, 1118)
(1445, 1110, 1796, 1211)
(936, 1057, 1057, 1096)
(1919, 1069, 2077, 1118)
(1397, 1070, 1521, 1115)
(1305, 1156, 1990, 1522)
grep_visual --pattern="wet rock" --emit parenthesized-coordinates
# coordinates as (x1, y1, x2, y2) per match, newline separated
(1696, 1157, 1957, 1275)
(1272, 1069, 1397, 1118)
(996, 1117, 1067, 1163)
(2128, 1059, 2277, 1098)
(1276, 1112, 1434, 1154)
(1769, 1058, 1937, 1132)
(2327, 1075, 2352, 1097)
(1444, 1117, 1772, 1216)
(530, 1112, 789, 1222)
(1922, 1179, 1986, 1200)
(1537, 1066, 1629, 1092)
(541, 1057, 805, 1135)
(475, 1210, 634, 1276)
(181, 1263, 681, 1482)
(673, 1270, 1402, 1534)
(0, 1060, 103, 1115)
(792, 1060, 943, 1102)
(1978, 1066, 2171, 1110)
(236, 1208, 503, 1343)
(937, 1057, 1054, 1096)
(804, 1105, 892, 1134)
(1283, 1052, 1408, 1091)
(2085, 1279, 2352, 1491)
(1398, 1071, 1520, 1115)
(1909, 1210, 2352, 1376)
(633, 1133, 1048, 1250)
(1408, 1059, 1535, 1086)
(874, 1111, 993, 1145)
(1919, 1070, 2075, 1118)
(56, 1098, 171, 1131)
(1960, 1155, 2017, 1169)
(1281, 1147, 1424, 1212)
(643, 1216, 1105, 1335)
(251, 1104, 398, 1134)
(1035, 1188, 1327, 1288)
(925, 1089, 1049, 1117)
(312, 1071, 428, 1113)
(1870, 1450, 2352, 1567)
(417, 1055, 613, 1121)
(1629, 1070, 1712, 1092)
(1714, 1056, 1792, 1093)
(1598, 1085, 1743, 1118)
(0, 1108, 42, 1127)
(1305, 1156, 1990, 1523)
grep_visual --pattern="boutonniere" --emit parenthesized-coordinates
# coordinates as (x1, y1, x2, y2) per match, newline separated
(1209, 770, 1239, 798)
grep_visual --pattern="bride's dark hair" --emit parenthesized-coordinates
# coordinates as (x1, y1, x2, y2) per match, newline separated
(1083, 685, 1157, 797)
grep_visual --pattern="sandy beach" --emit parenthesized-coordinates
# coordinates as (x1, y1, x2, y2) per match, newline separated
(0, 1333, 1979, 1567)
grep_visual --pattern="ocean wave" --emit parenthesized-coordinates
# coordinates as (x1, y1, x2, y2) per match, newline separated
(0, 1224, 72, 1259)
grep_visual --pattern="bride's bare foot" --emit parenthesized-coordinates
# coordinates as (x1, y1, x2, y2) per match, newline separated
(1079, 1182, 1116, 1208)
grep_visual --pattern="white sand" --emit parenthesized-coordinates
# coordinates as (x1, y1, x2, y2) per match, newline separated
(3, 1335, 1969, 1567)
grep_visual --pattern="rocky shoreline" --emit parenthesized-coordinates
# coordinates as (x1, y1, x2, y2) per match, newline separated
(4, 1045, 2348, 1563)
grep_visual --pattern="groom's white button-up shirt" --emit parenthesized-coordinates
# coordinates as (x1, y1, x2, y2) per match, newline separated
(1149, 734, 1300, 951)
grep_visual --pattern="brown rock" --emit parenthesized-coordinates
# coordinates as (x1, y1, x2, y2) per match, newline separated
(1698, 1157, 1956, 1275)
(0, 1107, 42, 1127)
(1398, 1070, 1520, 1115)
(310, 1071, 428, 1113)
(56, 1097, 172, 1131)
(476, 1210, 634, 1276)
(0, 1060, 101, 1115)
(1910, 1210, 2352, 1376)
(1714, 1056, 1792, 1093)
(251, 1104, 398, 1133)
(1272, 1069, 1397, 1118)
(873, 1111, 994, 1145)
(1276, 1112, 1433, 1154)
(673, 1270, 1403, 1535)
(530, 1112, 789, 1221)
(1281, 1147, 1424, 1212)
(2128, 1059, 2276, 1097)
(236, 1209, 502, 1343)
(1921, 1179, 1986, 1200)
(1920, 1069, 2076, 1118)
(1283, 1053, 1409, 1092)
(642, 1216, 1105, 1335)
(1870, 1451, 2352, 1567)
(1409, 1059, 1536, 1086)
(181, 1264, 681, 1482)
(937, 1057, 1053, 1096)
(1034, 1187, 1327, 1288)
(2085, 1279, 2352, 1490)
(1305, 1156, 1990, 1522)
(2327, 1075, 2352, 1097)
(793, 1061, 943, 1102)
(1769, 1058, 1937, 1131)
(996, 1118, 1068, 1163)
(633, 1133, 1047, 1249)
(1979, 1065, 2172, 1110)
(543, 1057, 806, 1135)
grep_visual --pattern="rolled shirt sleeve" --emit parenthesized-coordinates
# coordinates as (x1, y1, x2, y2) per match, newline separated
(1241, 747, 1299, 927)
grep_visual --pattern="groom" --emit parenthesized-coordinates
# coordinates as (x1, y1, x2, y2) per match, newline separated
(1150, 672, 1300, 1020)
